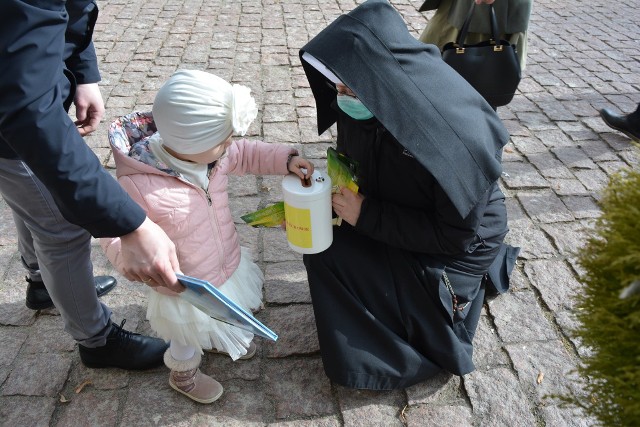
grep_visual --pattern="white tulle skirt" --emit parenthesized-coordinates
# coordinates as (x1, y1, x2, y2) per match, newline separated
(146, 248, 264, 360)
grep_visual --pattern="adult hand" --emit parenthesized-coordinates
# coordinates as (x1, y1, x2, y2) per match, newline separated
(332, 187, 364, 226)
(74, 83, 105, 137)
(287, 155, 315, 180)
(119, 217, 184, 292)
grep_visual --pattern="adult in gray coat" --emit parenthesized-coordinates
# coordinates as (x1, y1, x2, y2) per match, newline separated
(0, 0, 183, 370)
(419, 0, 533, 70)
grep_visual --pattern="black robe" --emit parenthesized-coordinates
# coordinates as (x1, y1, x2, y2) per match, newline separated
(300, 0, 519, 390)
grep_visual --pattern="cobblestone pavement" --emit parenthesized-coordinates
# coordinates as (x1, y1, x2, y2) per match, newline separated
(1, 0, 639, 426)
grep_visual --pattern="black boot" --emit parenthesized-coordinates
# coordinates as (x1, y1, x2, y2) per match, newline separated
(79, 319, 168, 370)
(599, 107, 640, 142)
(25, 275, 117, 310)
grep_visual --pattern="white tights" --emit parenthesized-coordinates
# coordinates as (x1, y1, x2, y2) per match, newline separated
(169, 341, 196, 361)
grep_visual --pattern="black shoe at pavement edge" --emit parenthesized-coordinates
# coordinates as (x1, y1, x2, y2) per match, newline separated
(25, 275, 117, 310)
(79, 319, 168, 370)
(599, 108, 640, 142)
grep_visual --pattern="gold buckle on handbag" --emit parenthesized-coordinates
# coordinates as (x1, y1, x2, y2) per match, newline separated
(456, 47, 465, 54)
(493, 45, 503, 52)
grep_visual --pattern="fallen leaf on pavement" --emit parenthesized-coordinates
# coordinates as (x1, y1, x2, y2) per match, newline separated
(75, 380, 92, 394)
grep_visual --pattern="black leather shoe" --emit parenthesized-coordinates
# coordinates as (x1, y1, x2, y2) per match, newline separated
(25, 275, 117, 310)
(79, 319, 168, 370)
(599, 108, 640, 142)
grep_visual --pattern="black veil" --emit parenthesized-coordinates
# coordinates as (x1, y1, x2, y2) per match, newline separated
(300, 0, 510, 218)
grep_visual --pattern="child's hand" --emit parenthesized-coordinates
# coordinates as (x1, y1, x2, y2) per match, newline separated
(288, 155, 315, 180)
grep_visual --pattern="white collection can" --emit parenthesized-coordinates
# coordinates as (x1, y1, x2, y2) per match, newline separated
(281, 170, 333, 254)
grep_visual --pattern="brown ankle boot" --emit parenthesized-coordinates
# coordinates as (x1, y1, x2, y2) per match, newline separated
(164, 350, 223, 404)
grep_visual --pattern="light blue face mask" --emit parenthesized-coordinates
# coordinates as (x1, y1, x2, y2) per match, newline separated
(337, 94, 374, 120)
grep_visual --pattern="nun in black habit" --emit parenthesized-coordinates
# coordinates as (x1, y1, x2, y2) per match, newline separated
(299, 0, 519, 390)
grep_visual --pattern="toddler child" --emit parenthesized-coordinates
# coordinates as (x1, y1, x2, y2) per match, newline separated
(102, 69, 313, 403)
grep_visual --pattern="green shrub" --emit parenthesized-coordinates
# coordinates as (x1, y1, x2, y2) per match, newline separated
(573, 166, 640, 426)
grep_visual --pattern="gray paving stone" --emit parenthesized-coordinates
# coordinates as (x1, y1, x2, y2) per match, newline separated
(505, 222, 557, 260)
(619, 149, 640, 166)
(22, 316, 75, 354)
(504, 266, 530, 293)
(203, 345, 262, 382)
(55, 388, 121, 427)
(488, 290, 557, 343)
(120, 373, 197, 426)
(0, 366, 9, 386)
(535, 128, 576, 148)
(404, 404, 474, 427)
(528, 152, 575, 179)
(300, 116, 334, 143)
(555, 310, 592, 359)
(406, 372, 463, 405)
(2, 353, 72, 397)
(301, 142, 335, 160)
(0, 396, 56, 427)
(573, 167, 611, 193)
(599, 160, 632, 176)
(502, 162, 550, 189)
(540, 221, 594, 258)
(0, 328, 27, 369)
(196, 380, 267, 426)
(264, 261, 312, 304)
(505, 340, 585, 400)
(263, 228, 301, 263)
(509, 96, 539, 113)
(562, 100, 598, 117)
(262, 305, 319, 357)
(236, 226, 261, 260)
(269, 416, 341, 427)
(263, 122, 300, 144)
(540, 404, 597, 427)
(470, 315, 510, 368)
(264, 103, 298, 122)
(559, 195, 600, 218)
(464, 367, 536, 427)
(552, 146, 598, 170)
(524, 260, 583, 312)
(518, 189, 574, 223)
(0, 288, 38, 327)
(66, 363, 130, 392)
(228, 175, 259, 197)
(502, 122, 532, 140)
(336, 386, 406, 427)
(547, 178, 590, 196)
(538, 100, 579, 121)
(501, 143, 526, 162)
(261, 174, 287, 201)
(264, 358, 334, 419)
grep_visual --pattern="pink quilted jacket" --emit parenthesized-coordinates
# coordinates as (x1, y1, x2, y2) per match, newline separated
(101, 112, 294, 287)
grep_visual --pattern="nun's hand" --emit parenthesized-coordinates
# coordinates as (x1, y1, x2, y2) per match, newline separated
(332, 187, 364, 226)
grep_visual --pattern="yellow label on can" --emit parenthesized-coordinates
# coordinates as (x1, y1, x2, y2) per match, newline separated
(284, 203, 312, 248)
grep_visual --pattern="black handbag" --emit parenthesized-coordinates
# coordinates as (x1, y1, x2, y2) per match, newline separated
(441, 3, 521, 107)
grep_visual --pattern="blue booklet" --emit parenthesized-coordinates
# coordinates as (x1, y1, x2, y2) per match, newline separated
(176, 274, 278, 341)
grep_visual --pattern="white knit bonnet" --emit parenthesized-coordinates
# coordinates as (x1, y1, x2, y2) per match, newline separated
(152, 69, 258, 155)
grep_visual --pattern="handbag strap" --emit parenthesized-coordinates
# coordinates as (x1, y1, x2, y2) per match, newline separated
(454, 3, 499, 47)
